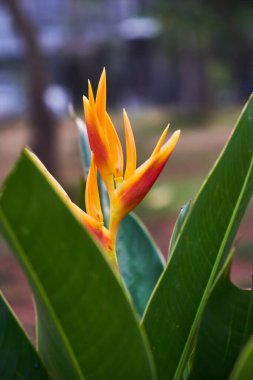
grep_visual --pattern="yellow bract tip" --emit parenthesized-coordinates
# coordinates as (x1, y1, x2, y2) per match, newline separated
(88, 80, 95, 106)
(151, 124, 170, 157)
(96, 69, 107, 126)
(161, 129, 181, 157)
(85, 154, 103, 224)
(123, 110, 137, 180)
(106, 113, 124, 179)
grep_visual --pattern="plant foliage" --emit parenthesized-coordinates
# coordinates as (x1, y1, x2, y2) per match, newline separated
(0, 94, 252, 379)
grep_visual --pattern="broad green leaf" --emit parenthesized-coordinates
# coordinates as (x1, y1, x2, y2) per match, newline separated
(143, 94, 253, 380)
(0, 150, 157, 380)
(117, 214, 165, 317)
(168, 202, 191, 257)
(189, 258, 253, 379)
(230, 335, 253, 380)
(0, 293, 50, 380)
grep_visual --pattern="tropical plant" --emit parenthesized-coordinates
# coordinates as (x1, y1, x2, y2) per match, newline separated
(0, 70, 253, 380)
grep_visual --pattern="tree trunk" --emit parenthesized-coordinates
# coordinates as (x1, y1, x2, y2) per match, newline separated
(2, 0, 57, 174)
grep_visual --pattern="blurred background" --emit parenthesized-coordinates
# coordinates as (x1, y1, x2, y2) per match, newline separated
(0, 0, 253, 337)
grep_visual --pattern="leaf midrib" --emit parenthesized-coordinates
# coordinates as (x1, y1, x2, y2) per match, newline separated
(0, 206, 86, 380)
(173, 151, 253, 380)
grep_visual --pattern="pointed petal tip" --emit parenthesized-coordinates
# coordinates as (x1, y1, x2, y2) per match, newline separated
(151, 124, 171, 157)
(123, 110, 126, 119)
(88, 80, 93, 93)
(164, 123, 170, 132)
(160, 129, 180, 156)
(88, 81, 95, 105)
(123, 109, 136, 179)
(169, 129, 181, 146)
(83, 96, 90, 111)
(168, 129, 181, 142)
(171, 129, 181, 145)
(83, 95, 88, 103)
(123, 108, 130, 123)
(98, 68, 106, 87)
(87, 80, 92, 93)
(174, 129, 181, 139)
(162, 124, 169, 138)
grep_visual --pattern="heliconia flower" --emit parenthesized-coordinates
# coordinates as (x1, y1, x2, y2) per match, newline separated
(82, 69, 180, 269)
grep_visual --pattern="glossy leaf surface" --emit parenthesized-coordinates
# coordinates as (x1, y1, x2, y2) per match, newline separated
(0, 293, 50, 380)
(143, 95, 253, 380)
(189, 262, 253, 379)
(230, 335, 253, 380)
(117, 214, 165, 317)
(168, 202, 191, 258)
(0, 150, 156, 380)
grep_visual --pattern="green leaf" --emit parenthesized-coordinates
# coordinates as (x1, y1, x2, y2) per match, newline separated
(168, 202, 191, 258)
(70, 107, 91, 177)
(0, 150, 157, 380)
(143, 94, 253, 380)
(117, 214, 165, 317)
(189, 257, 253, 379)
(98, 174, 110, 226)
(230, 335, 253, 380)
(78, 178, 86, 211)
(0, 293, 50, 380)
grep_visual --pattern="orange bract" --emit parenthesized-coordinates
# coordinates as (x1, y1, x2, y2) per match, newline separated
(82, 69, 180, 270)
(123, 109, 137, 180)
(85, 153, 103, 223)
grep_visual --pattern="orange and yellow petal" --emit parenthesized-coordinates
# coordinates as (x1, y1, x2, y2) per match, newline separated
(96, 68, 107, 127)
(83, 95, 109, 168)
(113, 130, 180, 222)
(123, 109, 137, 180)
(151, 125, 169, 157)
(106, 113, 124, 180)
(85, 153, 103, 223)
